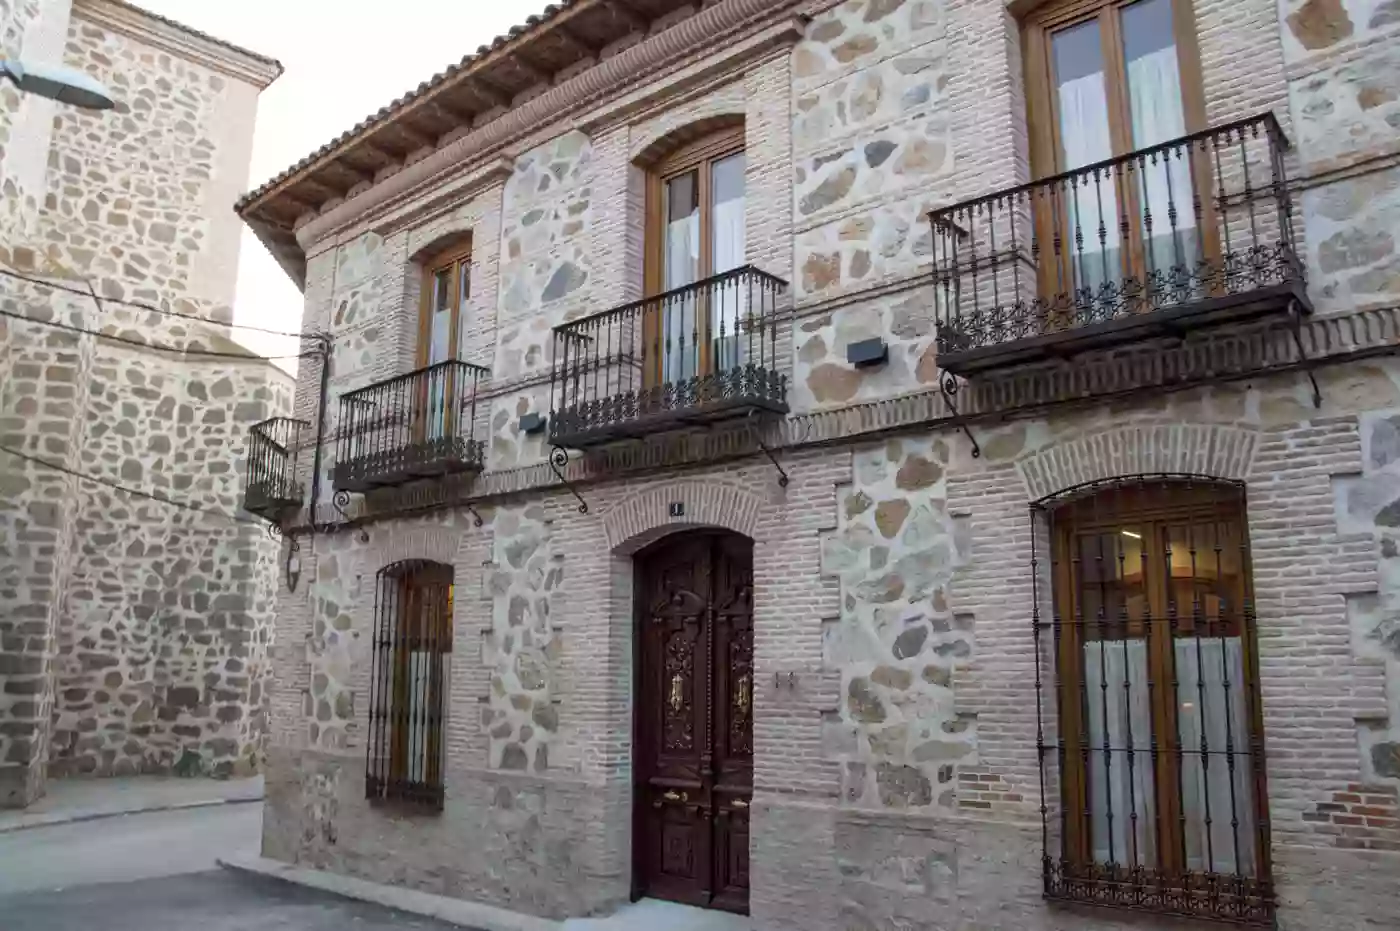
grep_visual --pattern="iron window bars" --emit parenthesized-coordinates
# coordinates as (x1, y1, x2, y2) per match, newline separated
(333, 360, 488, 492)
(1031, 476, 1272, 924)
(366, 560, 454, 811)
(932, 112, 1306, 376)
(548, 265, 788, 449)
(242, 416, 309, 520)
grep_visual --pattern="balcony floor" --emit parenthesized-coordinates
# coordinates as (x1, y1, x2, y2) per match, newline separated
(551, 394, 788, 450)
(333, 442, 483, 493)
(938, 281, 1309, 378)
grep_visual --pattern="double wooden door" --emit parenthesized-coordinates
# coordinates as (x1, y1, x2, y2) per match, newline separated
(634, 531, 753, 914)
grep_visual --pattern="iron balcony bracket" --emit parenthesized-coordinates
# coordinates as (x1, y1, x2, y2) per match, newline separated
(746, 411, 789, 489)
(939, 370, 982, 458)
(549, 446, 589, 514)
(1288, 299, 1323, 409)
(332, 488, 370, 542)
(466, 504, 484, 528)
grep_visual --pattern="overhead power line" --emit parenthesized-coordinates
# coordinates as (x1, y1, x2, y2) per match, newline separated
(0, 303, 318, 362)
(0, 266, 313, 339)
(0, 444, 262, 528)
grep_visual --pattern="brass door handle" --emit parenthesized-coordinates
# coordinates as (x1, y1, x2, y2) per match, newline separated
(654, 789, 690, 807)
(732, 799, 749, 810)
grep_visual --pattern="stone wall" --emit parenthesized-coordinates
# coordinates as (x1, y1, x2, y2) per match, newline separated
(0, 0, 288, 803)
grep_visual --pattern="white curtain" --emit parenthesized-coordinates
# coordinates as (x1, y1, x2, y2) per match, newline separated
(1058, 73, 1120, 313)
(404, 652, 448, 783)
(1084, 639, 1157, 868)
(711, 196, 746, 372)
(662, 213, 699, 384)
(1176, 638, 1257, 876)
(1127, 47, 1198, 294)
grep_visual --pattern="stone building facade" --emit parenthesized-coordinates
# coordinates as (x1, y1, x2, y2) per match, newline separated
(239, 0, 1400, 927)
(0, 0, 292, 807)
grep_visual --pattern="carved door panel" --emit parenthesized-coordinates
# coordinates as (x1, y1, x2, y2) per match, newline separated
(635, 531, 753, 914)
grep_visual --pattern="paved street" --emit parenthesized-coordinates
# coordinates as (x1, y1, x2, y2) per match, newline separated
(0, 803, 461, 930)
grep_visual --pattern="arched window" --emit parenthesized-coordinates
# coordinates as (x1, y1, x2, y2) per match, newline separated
(366, 559, 454, 810)
(643, 122, 746, 386)
(1036, 478, 1271, 921)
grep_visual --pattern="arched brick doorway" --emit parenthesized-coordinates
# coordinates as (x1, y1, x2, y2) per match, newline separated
(632, 528, 753, 915)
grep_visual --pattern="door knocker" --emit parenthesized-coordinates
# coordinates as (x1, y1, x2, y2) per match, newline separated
(735, 673, 751, 715)
(669, 673, 684, 713)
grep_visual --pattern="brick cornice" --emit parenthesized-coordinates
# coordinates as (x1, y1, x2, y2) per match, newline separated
(304, 304, 1400, 531)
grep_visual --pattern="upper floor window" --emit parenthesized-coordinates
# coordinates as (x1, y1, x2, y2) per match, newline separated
(419, 241, 472, 367)
(645, 125, 746, 384)
(366, 559, 454, 811)
(1023, 0, 1210, 296)
(1038, 479, 1272, 922)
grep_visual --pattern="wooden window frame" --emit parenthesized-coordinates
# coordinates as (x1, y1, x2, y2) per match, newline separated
(642, 126, 746, 386)
(416, 239, 473, 369)
(1021, 0, 1220, 298)
(414, 241, 472, 439)
(367, 560, 454, 811)
(1048, 481, 1271, 898)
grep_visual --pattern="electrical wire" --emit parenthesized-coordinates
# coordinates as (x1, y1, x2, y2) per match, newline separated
(0, 304, 318, 362)
(0, 266, 313, 339)
(0, 443, 263, 527)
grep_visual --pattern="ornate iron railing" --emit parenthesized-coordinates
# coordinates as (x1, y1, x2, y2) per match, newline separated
(333, 361, 487, 493)
(548, 266, 789, 449)
(932, 113, 1306, 375)
(242, 416, 308, 519)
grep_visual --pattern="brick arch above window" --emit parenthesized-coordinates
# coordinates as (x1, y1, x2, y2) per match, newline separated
(632, 112, 745, 171)
(1015, 423, 1259, 502)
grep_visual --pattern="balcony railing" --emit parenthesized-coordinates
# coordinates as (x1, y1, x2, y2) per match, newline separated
(548, 266, 789, 449)
(333, 361, 487, 493)
(932, 112, 1307, 376)
(243, 417, 309, 519)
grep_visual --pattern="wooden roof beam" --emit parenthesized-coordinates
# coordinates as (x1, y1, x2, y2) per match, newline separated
(605, 0, 648, 33)
(554, 23, 600, 59)
(508, 49, 552, 86)
(334, 159, 373, 185)
(423, 98, 474, 125)
(471, 76, 514, 109)
(396, 120, 436, 151)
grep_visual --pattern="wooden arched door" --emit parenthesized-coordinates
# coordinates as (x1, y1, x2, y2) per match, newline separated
(633, 530, 753, 914)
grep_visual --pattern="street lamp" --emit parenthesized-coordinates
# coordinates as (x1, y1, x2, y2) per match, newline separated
(0, 58, 114, 111)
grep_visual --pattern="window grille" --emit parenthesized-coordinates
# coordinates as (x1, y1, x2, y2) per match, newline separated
(366, 560, 454, 810)
(1031, 476, 1272, 923)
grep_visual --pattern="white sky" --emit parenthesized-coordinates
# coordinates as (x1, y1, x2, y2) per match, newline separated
(136, 0, 551, 362)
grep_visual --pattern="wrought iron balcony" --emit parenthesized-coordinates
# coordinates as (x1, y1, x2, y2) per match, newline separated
(242, 417, 308, 520)
(333, 361, 487, 493)
(932, 112, 1307, 376)
(548, 266, 788, 449)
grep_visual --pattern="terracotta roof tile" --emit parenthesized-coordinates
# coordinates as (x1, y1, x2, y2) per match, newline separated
(235, 1, 570, 214)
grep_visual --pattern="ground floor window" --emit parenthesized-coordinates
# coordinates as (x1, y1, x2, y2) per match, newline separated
(366, 560, 453, 810)
(1033, 477, 1272, 923)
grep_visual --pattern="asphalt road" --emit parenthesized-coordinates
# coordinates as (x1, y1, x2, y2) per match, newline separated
(0, 803, 462, 930)
(0, 869, 466, 931)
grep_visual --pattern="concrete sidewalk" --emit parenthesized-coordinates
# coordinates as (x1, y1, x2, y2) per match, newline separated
(220, 855, 756, 931)
(0, 775, 263, 834)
